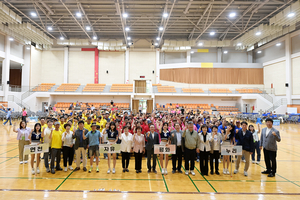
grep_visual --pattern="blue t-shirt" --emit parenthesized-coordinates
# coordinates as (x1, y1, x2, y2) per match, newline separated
(6, 111, 11, 118)
(107, 129, 118, 140)
(85, 130, 101, 146)
(161, 131, 170, 140)
(218, 125, 227, 134)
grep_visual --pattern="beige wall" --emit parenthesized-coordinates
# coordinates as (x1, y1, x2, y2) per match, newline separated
(292, 56, 300, 95)
(99, 51, 125, 84)
(30, 47, 42, 86)
(41, 50, 64, 84)
(69, 51, 94, 84)
(129, 51, 156, 83)
(264, 61, 286, 95)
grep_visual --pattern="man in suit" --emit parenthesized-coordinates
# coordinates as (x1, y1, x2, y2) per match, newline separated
(260, 118, 281, 177)
(170, 122, 184, 174)
(234, 121, 254, 176)
(146, 124, 159, 173)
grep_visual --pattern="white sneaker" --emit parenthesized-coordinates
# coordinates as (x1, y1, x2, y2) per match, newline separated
(93, 158, 96, 162)
(190, 170, 195, 176)
(185, 171, 189, 175)
(24, 161, 28, 164)
(219, 159, 221, 163)
(164, 169, 168, 175)
(36, 167, 40, 174)
(242, 159, 246, 163)
(112, 168, 116, 174)
(64, 167, 68, 172)
(223, 169, 226, 174)
(252, 160, 256, 164)
(107, 169, 111, 174)
(20, 161, 23, 164)
(234, 169, 238, 174)
(31, 168, 35, 175)
(69, 166, 74, 170)
(256, 161, 260, 164)
(162, 168, 165, 174)
(244, 171, 248, 176)
(196, 159, 199, 162)
(226, 169, 230, 175)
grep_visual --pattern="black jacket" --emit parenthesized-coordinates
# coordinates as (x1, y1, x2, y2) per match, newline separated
(236, 129, 254, 152)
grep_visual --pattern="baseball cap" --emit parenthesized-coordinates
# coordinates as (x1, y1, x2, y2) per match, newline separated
(54, 122, 60, 125)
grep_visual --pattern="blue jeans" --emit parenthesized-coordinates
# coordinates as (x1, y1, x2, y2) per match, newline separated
(3, 117, 12, 125)
(252, 141, 261, 162)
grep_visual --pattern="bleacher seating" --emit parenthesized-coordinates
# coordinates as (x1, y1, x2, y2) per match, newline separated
(216, 106, 239, 112)
(156, 103, 211, 110)
(236, 89, 263, 93)
(152, 84, 162, 86)
(55, 102, 130, 112)
(209, 88, 232, 93)
(32, 83, 55, 92)
(157, 86, 176, 93)
(110, 84, 133, 92)
(55, 84, 80, 92)
(83, 84, 106, 92)
(182, 88, 204, 93)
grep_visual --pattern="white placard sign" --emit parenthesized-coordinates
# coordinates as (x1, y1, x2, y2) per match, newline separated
(24, 143, 49, 155)
(221, 145, 242, 156)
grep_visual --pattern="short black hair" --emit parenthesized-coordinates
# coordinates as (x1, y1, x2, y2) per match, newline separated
(265, 118, 273, 124)
(78, 120, 85, 125)
(64, 123, 71, 129)
(201, 124, 208, 131)
(212, 125, 218, 130)
(136, 126, 143, 131)
(241, 121, 248, 125)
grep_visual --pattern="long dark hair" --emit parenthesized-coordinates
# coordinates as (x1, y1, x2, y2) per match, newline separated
(19, 120, 27, 129)
(109, 122, 117, 132)
(33, 123, 41, 133)
(161, 122, 168, 133)
(248, 125, 255, 133)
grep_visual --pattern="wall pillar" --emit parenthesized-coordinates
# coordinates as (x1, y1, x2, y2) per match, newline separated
(2, 36, 11, 101)
(125, 49, 129, 84)
(285, 34, 292, 105)
(247, 51, 253, 63)
(217, 48, 222, 63)
(187, 50, 191, 63)
(155, 49, 160, 84)
(22, 46, 30, 88)
(63, 47, 69, 83)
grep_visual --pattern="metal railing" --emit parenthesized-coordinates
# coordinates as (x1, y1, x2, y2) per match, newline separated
(8, 95, 30, 111)
(266, 98, 287, 112)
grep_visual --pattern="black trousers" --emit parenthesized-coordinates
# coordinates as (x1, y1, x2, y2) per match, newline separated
(200, 151, 209, 175)
(62, 146, 74, 167)
(134, 151, 143, 170)
(172, 146, 182, 171)
(263, 149, 277, 174)
(147, 148, 157, 170)
(210, 151, 220, 173)
(22, 116, 26, 122)
(185, 148, 196, 171)
(122, 152, 130, 169)
(50, 148, 61, 170)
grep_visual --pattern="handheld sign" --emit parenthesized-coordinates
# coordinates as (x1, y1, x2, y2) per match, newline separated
(99, 144, 121, 153)
(221, 145, 242, 156)
(154, 144, 176, 154)
(24, 143, 49, 155)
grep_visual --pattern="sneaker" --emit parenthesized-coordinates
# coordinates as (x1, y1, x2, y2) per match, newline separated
(36, 167, 40, 174)
(226, 169, 230, 175)
(223, 169, 226, 174)
(148, 169, 151, 173)
(162, 168, 165, 174)
(24, 161, 28, 164)
(242, 159, 246, 163)
(69, 166, 74, 170)
(64, 167, 68, 172)
(107, 169, 111, 174)
(51, 169, 55, 174)
(256, 161, 260, 164)
(89, 167, 92, 173)
(20, 161, 23, 164)
(210, 171, 214, 175)
(153, 170, 157, 173)
(252, 160, 256, 164)
(219, 159, 221, 163)
(244, 171, 248, 176)
(74, 167, 80, 171)
(96, 167, 99, 173)
(46, 168, 50, 173)
(190, 170, 195, 176)
(164, 169, 168, 175)
(172, 170, 176, 174)
(185, 171, 189, 175)
(83, 167, 87, 171)
(123, 169, 126, 173)
(196, 159, 199, 162)
(216, 171, 220, 175)
(126, 169, 129, 172)
(234, 169, 238, 174)
(112, 168, 116, 174)
(178, 170, 183, 173)
(31, 168, 35, 175)
(136, 170, 139, 173)
(139, 170, 142, 173)
(56, 167, 63, 171)
(93, 158, 96, 162)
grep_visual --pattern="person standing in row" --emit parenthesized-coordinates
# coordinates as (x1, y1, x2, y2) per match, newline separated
(249, 124, 261, 164)
(119, 126, 133, 172)
(73, 120, 89, 172)
(210, 126, 222, 175)
(146, 124, 159, 173)
(198, 125, 212, 176)
(260, 118, 281, 177)
(22, 108, 27, 122)
(61, 123, 75, 172)
(133, 126, 145, 173)
(14, 121, 31, 164)
(160, 122, 171, 175)
(42, 120, 53, 172)
(222, 124, 234, 175)
(83, 123, 101, 173)
(106, 122, 119, 174)
(234, 121, 254, 176)
(50, 122, 63, 174)
(183, 121, 199, 176)
(30, 123, 42, 175)
(170, 123, 184, 174)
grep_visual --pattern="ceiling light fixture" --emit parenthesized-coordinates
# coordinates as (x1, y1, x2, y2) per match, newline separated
(276, 43, 281, 46)
(255, 31, 261, 36)
(26, 47, 30, 50)
(125, 27, 130, 31)
(76, 12, 82, 17)
(123, 13, 128, 18)
(30, 12, 37, 17)
(237, 43, 242, 46)
(224, 50, 228, 54)
(198, 42, 203, 46)
(191, 51, 194, 54)
(127, 37, 131, 40)
(210, 31, 215, 36)
(257, 50, 262, 54)
(93, 36, 97, 40)
(159, 27, 163, 31)
(60, 36, 64, 40)
(47, 26, 53, 31)
(156, 37, 160, 41)
(86, 26, 91, 31)
(9, 38, 14, 41)
(229, 12, 236, 18)
(163, 13, 168, 18)
(154, 42, 158, 46)
(287, 12, 295, 18)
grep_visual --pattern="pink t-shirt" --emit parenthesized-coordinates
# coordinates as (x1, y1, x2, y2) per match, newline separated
(22, 110, 27, 116)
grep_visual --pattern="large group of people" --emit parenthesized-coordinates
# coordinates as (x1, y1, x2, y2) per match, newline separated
(14, 106, 281, 178)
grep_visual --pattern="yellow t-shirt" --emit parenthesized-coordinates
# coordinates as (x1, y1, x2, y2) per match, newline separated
(84, 122, 92, 132)
(99, 119, 107, 132)
(60, 123, 66, 133)
(41, 124, 48, 131)
(51, 130, 62, 149)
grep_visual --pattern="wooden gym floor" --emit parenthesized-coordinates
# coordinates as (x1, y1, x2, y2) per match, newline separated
(0, 121, 300, 199)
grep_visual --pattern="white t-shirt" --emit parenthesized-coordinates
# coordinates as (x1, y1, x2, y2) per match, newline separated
(102, 129, 107, 143)
(266, 128, 271, 137)
(43, 127, 53, 144)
